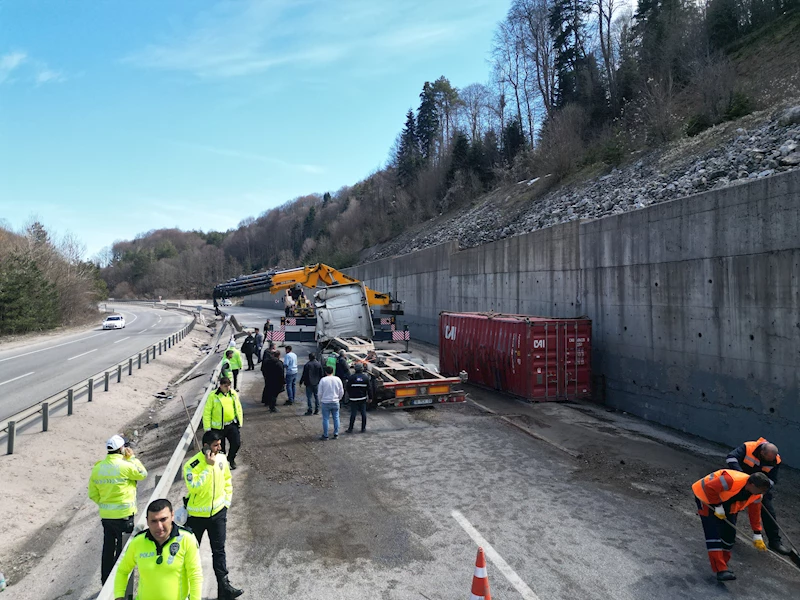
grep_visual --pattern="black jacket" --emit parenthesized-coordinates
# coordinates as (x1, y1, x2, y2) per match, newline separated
(346, 372, 373, 401)
(241, 335, 255, 355)
(260, 356, 285, 395)
(335, 356, 350, 380)
(301, 359, 324, 387)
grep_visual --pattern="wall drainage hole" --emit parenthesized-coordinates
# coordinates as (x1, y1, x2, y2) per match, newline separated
(749, 334, 754, 340)
(675, 385, 681, 391)
(769, 408, 775, 413)
(698, 333, 703, 338)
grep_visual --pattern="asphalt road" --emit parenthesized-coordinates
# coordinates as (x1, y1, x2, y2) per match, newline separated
(193, 304, 800, 599)
(0, 304, 192, 421)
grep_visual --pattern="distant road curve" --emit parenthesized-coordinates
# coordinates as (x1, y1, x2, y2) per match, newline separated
(0, 305, 193, 421)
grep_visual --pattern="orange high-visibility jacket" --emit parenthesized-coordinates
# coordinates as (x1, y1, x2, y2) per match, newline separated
(744, 437, 781, 473)
(692, 469, 763, 531)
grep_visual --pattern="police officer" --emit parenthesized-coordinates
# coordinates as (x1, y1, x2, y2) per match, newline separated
(88, 434, 147, 585)
(220, 350, 235, 383)
(113, 498, 202, 600)
(726, 437, 790, 554)
(203, 376, 243, 469)
(227, 343, 243, 391)
(183, 430, 243, 599)
(345, 362, 373, 433)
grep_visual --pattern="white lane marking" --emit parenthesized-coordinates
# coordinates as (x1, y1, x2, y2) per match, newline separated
(68, 349, 98, 361)
(113, 337, 131, 344)
(451, 510, 541, 600)
(0, 371, 35, 387)
(0, 333, 104, 363)
(113, 309, 138, 326)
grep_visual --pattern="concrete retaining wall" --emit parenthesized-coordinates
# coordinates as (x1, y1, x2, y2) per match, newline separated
(342, 170, 800, 464)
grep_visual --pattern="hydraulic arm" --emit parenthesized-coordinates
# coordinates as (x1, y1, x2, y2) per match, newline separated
(212, 263, 403, 314)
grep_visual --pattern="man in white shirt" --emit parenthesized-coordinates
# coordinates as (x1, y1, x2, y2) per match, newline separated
(317, 366, 343, 440)
(283, 345, 298, 406)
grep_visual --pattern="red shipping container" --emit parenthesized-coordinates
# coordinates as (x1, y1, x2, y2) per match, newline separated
(439, 312, 592, 401)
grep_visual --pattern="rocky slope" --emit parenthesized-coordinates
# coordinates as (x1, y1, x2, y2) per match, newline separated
(361, 104, 800, 263)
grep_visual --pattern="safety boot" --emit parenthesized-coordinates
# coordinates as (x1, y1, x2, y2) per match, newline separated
(769, 540, 792, 555)
(716, 570, 736, 582)
(218, 576, 244, 599)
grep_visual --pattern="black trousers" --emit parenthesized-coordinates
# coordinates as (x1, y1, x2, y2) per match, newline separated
(100, 516, 133, 583)
(762, 490, 782, 543)
(244, 352, 254, 370)
(349, 399, 367, 431)
(232, 369, 240, 389)
(219, 423, 241, 463)
(187, 508, 228, 585)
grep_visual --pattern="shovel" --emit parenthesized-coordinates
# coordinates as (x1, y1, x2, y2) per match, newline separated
(762, 509, 800, 570)
(721, 514, 800, 571)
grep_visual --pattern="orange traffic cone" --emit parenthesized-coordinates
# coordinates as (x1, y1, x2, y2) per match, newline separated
(470, 547, 491, 600)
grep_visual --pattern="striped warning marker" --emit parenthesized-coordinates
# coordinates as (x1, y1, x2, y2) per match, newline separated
(471, 547, 491, 600)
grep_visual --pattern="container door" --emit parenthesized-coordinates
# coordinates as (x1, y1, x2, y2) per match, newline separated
(561, 320, 591, 399)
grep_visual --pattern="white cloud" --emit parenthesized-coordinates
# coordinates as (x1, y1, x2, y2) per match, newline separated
(0, 50, 66, 85)
(0, 51, 27, 83)
(35, 68, 66, 85)
(124, 0, 495, 79)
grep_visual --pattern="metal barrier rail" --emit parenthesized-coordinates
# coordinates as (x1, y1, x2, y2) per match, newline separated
(95, 323, 233, 600)
(1, 311, 197, 455)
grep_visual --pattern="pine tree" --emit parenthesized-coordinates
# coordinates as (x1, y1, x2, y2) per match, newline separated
(447, 131, 470, 185)
(502, 118, 526, 165)
(395, 109, 421, 187)
(0, 253, 60, 334)
(707, 0, 740, 49)
(548, 0, 591, 108)
(416, 82, 439, 162)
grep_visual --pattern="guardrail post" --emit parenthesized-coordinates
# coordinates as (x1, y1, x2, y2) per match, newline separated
(105, 372, 109, 391)
(117, 364, 122, 383)
(67, 389, 74, 415)
(138, 353, 142, 369)
(42, 402, 49, 431)
(146, 349, 150, 364)
(153, 345, 157, 359)
(88, 379, 94, 402)
(159, 341, 162, 355)
(128, 358, 133, 376)
(155, 474, 162, 486)
(7, 421, 15, 454)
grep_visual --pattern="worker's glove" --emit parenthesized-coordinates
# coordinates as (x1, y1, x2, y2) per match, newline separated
(753, 534, 767, 551)
(713, 505, 727, 520)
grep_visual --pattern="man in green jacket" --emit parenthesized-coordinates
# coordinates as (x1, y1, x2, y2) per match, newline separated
(203, 377, 243, 469)
(227, 343, 243, 391)
(114, 498, 202, 600)
(88, 434, 147, 584)
(183, 430, 243, 599)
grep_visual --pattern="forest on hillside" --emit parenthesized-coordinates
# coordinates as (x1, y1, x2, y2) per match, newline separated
(0, 221, 107, 335)
(100, 0, 798, 299)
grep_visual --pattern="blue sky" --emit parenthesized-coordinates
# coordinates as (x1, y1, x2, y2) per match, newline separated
(0, 0, 508, 258)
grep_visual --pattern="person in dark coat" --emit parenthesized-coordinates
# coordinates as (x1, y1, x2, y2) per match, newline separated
(335, 350, 351, 404)
(241, 334, 256, 371)
(260, 351, 285, 413)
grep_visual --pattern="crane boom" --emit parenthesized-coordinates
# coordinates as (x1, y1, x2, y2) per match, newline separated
(212, 263, 403, 314)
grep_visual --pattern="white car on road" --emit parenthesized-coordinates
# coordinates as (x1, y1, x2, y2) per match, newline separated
(221, 299, 233, 306)
(102, 315, 126, 330)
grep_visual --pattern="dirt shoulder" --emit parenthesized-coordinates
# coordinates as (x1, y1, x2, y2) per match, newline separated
(0, 323, 221, 597)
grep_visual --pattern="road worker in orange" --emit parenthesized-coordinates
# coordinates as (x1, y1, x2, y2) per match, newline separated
(726, 437, 790, 554)
(692, 469, 772, 582)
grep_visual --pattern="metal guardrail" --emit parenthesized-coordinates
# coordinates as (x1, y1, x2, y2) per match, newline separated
(1, 308, 197, 455)
(95, 323, 233, 600)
